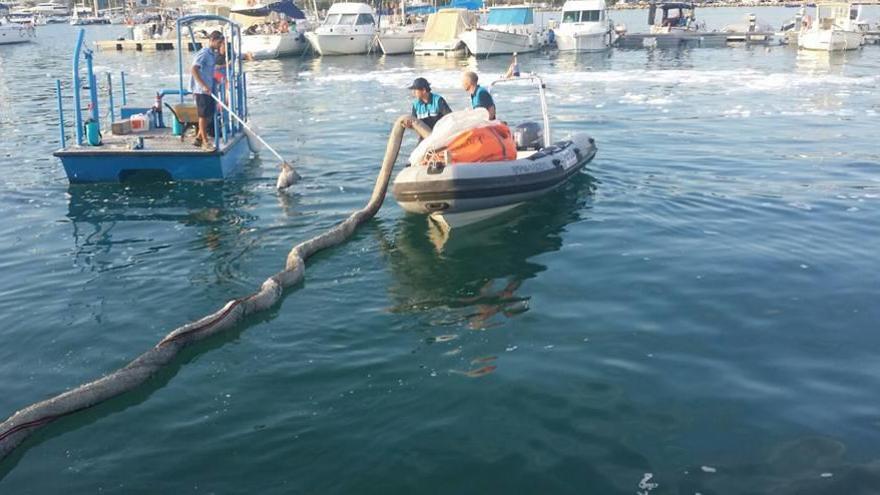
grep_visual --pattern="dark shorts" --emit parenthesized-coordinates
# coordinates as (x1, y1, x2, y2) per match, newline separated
(194, 93, 215, 119)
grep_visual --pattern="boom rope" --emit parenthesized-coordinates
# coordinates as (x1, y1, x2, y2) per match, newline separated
(0, 116, 428, 463)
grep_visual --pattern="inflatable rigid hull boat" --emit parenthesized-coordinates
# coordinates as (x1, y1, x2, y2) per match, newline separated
(392, 74, 597, 228)
(393, 134, 596, 228)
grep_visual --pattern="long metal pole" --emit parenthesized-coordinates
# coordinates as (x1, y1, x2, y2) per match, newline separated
(56, 79, 66, 149)
(537, 77, 551, 148)
(211, 94, 286, 163)
(72, 29, 85, 146)
(229, 25, 235, 131)
(120, 71, 127, 106)
(176, 19, 184, 103)
(86, 53, 100, 125)
(106, 72, 115, 123)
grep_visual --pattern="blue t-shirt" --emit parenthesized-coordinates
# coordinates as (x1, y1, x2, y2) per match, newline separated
(470, 85, 494, 113)
(411, 93, 452, 130)
(190, 47, 216, 95)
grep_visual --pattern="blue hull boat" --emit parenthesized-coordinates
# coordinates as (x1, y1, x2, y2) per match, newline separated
(55, 132, 252, 183)
(54, 15, 254, 183)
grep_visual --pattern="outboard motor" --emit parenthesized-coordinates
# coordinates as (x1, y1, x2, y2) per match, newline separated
(513, 122, 543, 151)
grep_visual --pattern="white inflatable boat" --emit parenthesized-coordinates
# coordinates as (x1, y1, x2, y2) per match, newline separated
(392, 75, 597, 228)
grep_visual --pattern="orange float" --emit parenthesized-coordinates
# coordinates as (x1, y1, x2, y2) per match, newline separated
(442, 123, 517, 164)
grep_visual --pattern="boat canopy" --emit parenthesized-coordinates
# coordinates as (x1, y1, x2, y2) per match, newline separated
(648, 2, 694, 25)
(326, 2, 374, 15)
(562, 0, 607, 12)
(448, 0, 484, 11)
(421, 8, 475, 42)
(231, 0, 306, 19)
(486, 6, 533, 25)
(321, 2, 375, 25)
(405, 0, 483, 15)
(814, 2, 850, 20)
(657, 2, 694, 10)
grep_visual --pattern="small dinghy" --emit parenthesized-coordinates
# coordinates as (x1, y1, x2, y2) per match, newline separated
(392, 75, 597, 228)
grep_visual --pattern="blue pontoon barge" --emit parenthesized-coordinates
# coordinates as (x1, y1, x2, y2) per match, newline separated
(54, 15, 254, 182)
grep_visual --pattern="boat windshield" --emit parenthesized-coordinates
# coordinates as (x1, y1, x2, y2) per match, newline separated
(486, 7, 533, 25)
(816, 4, 847, 21)
(355, 13, 374, 25)
(562, 10, 603, 23)
(323, 13, 341, 25)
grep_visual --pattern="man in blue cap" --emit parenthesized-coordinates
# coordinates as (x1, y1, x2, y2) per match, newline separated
(406, 77, 452, 133)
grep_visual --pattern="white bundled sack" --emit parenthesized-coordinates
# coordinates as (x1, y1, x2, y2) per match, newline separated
(408, 107, 490, 166)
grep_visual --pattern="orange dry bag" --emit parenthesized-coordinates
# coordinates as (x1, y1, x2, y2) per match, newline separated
(444, 123, 518, 164)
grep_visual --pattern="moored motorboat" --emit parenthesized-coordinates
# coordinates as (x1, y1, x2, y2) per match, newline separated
(616, 2, 713, 49)
(0, 17, 35, 45)
(53, 16, 256, 183)
(459, 5, 544, 56)
(414, 8, 474, 56)
(232, 0, 309, 59)
(555, 0, 616, 52)
(392, 75, 597, 228)
(798, 1, 863, 51)
(305, 2, 377, 55)
(377, 24, 424, 55)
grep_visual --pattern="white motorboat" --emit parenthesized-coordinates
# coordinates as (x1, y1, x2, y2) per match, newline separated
(0, 18, 35, 45)
(392, 75, 597, 229)
(377, 24, 424, 55)
(6, 13, 33, 24)
(32, 1, 70, 17)
(305, 2, 377, 55)
(648, 2, 703, 35)
(460, 6, 544, 56)
(798, 2, 864, 51)
(414, 8, 474, 56)
(242, 29, 308, 58)
(232, 0, 309, 59)
(555, 0, 616, 52)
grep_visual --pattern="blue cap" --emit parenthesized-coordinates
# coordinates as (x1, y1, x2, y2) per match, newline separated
(408, 77, 431, 91)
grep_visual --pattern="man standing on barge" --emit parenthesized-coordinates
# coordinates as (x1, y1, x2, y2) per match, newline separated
(190, 30, 225, 152)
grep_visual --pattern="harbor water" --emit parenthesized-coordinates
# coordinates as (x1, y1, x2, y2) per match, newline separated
(1, 8, 880, 493)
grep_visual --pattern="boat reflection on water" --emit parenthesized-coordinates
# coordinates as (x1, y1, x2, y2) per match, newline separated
(382, 171, 597, 331)
(545, 49, 613, 72)
(795, 46, 861, 73)
(65, 179, 260, 275)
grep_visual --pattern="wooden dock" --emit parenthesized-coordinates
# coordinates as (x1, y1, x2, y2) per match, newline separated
(95, 39, 204, 52)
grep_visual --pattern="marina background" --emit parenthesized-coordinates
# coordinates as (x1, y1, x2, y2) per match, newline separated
(2, 6, 880, 492)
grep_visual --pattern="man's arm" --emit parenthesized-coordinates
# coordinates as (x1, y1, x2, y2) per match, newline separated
(191, 65, 211, 94)
(438, 97, 452, 116)
(480, 92, 496, 120)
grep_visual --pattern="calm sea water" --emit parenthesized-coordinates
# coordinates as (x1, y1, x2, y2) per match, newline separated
(1, 7, 880, 493)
